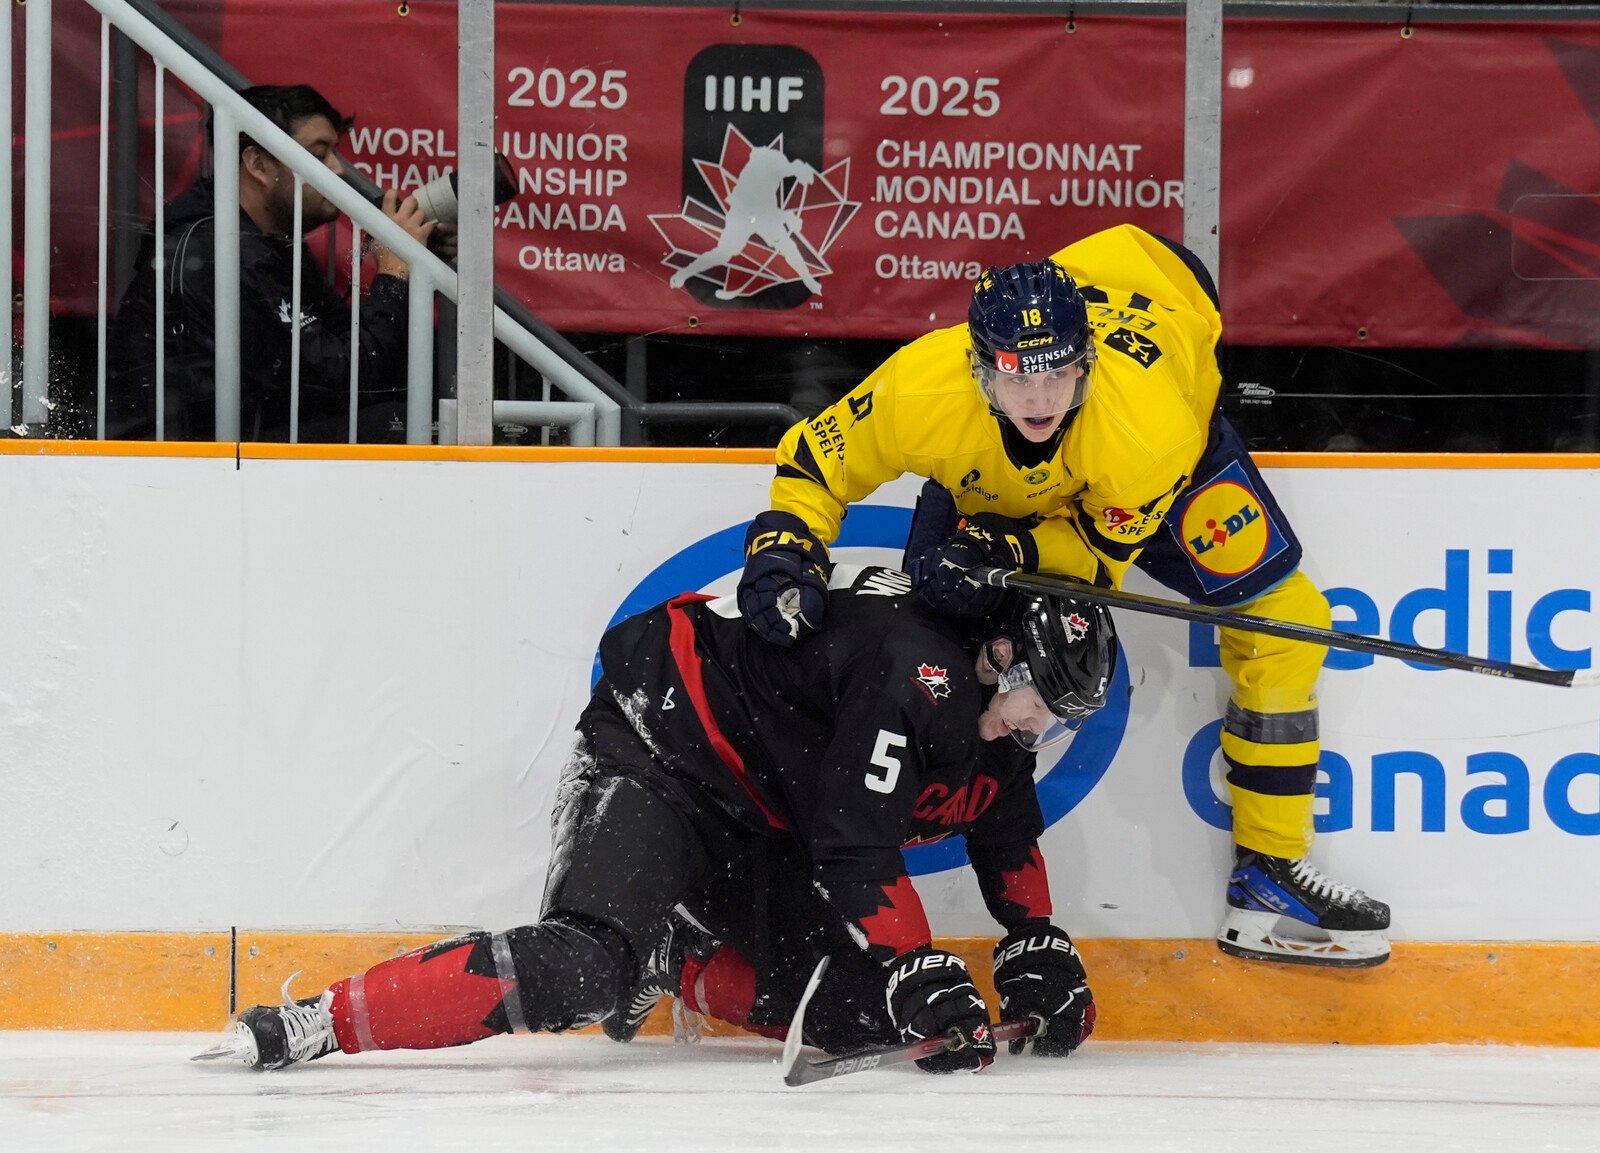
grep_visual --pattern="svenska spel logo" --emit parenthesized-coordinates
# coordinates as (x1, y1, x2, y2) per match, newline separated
(650, 44, 859, 308)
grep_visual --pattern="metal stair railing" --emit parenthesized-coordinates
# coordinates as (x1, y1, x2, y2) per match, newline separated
(17, 0, 811, 446)
(74, 0, 621, 443)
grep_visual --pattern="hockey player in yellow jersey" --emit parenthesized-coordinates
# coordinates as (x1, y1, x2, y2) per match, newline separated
(737, 223, 1392, 968)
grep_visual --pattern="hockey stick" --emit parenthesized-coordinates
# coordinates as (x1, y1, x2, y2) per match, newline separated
(779, 957, 1033, 1087)
(969, 566, 1600, 688)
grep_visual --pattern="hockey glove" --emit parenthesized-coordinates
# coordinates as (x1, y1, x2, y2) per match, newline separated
(737, 510, 832, 647)
(886, 948, 996, 1074)
(992, 924, 1096, 1057)
(910, 513, 1040, 617)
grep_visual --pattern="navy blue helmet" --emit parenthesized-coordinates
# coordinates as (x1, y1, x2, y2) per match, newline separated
(968, 261, 1095, 416)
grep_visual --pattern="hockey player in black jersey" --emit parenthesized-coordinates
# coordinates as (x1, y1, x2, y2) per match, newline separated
(197, 565, 1114, 1074)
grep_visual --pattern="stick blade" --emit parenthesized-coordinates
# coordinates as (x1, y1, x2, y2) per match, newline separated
(780, 956, 830, 1087)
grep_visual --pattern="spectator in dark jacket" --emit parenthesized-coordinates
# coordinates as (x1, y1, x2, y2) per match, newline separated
(107, 84, 435, 442)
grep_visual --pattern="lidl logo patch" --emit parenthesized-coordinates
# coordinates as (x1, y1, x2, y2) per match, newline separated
(1173, 460, 1289, 595)
(1182, 480, 1268, 576)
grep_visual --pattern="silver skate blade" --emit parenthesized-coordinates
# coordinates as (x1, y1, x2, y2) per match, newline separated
(1218, 909, 1391, 968)
(190, 1023, 259, 1064)
(780, 956, 830, 1087)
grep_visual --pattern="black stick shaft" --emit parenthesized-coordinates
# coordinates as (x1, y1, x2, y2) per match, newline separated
(970, 567, 1584, 688)
(780, 957, 1036, 1087)
(784, 1019, 1031, 1087)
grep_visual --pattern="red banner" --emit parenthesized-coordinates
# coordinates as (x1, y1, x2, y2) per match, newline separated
(32, 4, 1600, 349)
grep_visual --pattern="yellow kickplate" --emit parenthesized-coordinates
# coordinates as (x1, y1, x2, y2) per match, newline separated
(0, 933, 231, 1030)
(944, 938, 1600, 1046)
(4, 933, 1597, 1046)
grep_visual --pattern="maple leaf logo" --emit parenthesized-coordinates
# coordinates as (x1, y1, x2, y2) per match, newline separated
(857, 875, 932, 956)
(996, 845, 1051, 921)
(914, 662, 951, 701)
(1064, 613, 1090, 643)
(650, 125, 859, 302)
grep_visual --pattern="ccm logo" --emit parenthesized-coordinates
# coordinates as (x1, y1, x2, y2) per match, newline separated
(887, 952, 966, 997)
(749, 529, 815, 554)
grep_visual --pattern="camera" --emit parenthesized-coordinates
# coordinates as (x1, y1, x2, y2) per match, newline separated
(403, 151, 520, 224)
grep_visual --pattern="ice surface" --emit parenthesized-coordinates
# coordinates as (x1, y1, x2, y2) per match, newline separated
(2, 1031, 1597, 1152)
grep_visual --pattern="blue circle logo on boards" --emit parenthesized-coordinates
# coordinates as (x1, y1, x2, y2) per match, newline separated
(602, 505, 1130, 875)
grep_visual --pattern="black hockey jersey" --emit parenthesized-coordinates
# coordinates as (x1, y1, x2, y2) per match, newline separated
(593, 565, 1052, 962)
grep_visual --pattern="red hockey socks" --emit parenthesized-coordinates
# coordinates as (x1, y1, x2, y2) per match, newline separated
(679, 944, 788, 1042)
(328, 936, 515, 1053)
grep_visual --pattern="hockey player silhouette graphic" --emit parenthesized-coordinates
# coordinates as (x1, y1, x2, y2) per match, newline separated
(669, 144, 823, 299)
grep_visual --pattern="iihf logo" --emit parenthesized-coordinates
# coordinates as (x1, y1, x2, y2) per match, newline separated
(651, 44, 858, 308)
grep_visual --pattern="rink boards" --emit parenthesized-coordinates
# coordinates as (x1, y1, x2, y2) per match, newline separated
(2, 442, 1598, 1043)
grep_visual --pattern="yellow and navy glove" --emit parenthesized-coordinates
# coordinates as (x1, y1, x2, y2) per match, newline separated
(911, 513, 1039, 617)
(737, 510, 832, 647)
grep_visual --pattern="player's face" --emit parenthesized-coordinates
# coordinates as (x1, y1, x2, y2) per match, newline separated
(978, 679, 1056, 742)
(980, 363, 1088, 443)
(975, 638, 1055, 741)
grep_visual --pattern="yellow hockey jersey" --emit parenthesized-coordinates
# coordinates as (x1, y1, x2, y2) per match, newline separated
(771, 224, 1226, 587)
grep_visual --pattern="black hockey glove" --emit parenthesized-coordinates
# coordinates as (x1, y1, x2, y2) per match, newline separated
(911, 513, 1039, 617)
(737, 510, 832, 647)
(992, 924, 1096, 1057)
(886, 948, 996, 1074)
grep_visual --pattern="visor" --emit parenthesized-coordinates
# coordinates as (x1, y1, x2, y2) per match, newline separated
(976, 357, 1093, 422)
(1007, 715, 1084, 752)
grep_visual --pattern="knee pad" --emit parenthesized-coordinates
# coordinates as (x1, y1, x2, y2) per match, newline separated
(500, 914, 633, 1033)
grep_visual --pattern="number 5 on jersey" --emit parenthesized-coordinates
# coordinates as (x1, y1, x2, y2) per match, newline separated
(865, 730, 907, 793)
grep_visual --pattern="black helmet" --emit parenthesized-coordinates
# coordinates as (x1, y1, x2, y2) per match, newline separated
(990, 593, 1117, 746)
(968, 261, 1095, 414)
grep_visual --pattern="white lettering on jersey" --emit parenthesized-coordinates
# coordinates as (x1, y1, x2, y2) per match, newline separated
(864, 729, 907, 794)
(858, 567, 913, 597)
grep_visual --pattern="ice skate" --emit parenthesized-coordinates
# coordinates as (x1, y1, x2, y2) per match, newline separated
(191, 972, 338, 1069)
(1218, 848, 1392, 968)
(604, 910, 718, 1044)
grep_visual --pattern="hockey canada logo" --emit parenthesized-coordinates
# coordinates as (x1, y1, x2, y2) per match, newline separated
(1063, 613, 1090, 643)
(651, 44, 858, 307)
(914, 663, 951, 701)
